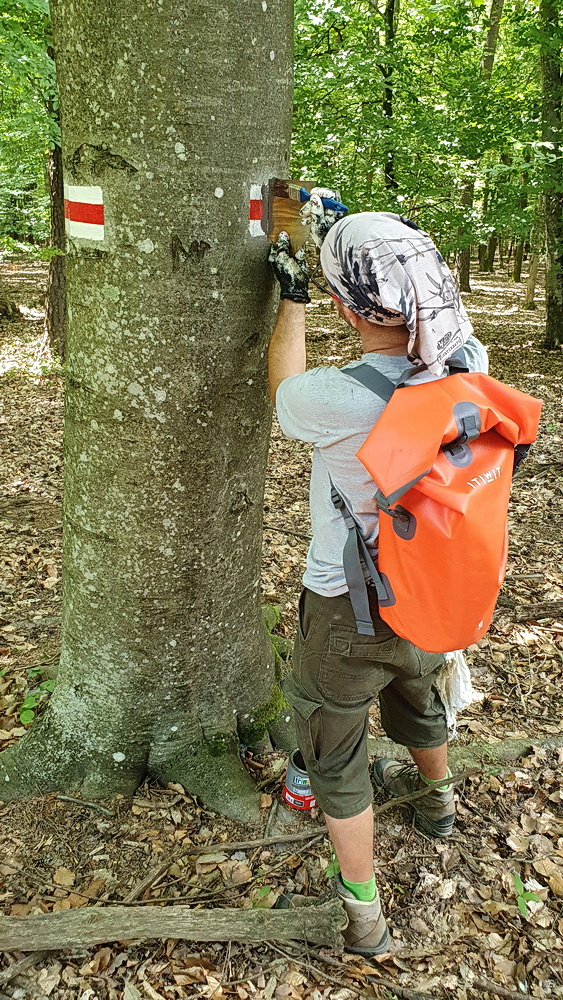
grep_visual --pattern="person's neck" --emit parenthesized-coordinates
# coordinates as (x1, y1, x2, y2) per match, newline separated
(359, 327, 409, 356)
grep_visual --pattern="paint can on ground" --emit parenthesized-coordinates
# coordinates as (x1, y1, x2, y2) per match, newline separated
(282, 748, 316, 810)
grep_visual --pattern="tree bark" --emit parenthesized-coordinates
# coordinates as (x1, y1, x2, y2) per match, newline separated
(540, 0, 563, 348)
(523, 199, 543, 309)
(486, 233, 498, 271)
(0, 0, 294, 822)
(0, 899, 347, 953)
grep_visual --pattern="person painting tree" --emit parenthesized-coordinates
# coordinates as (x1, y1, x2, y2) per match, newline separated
(268, 194, 489, 956)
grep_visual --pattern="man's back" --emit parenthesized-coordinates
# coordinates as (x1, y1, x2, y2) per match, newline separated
(275, 336, 488, 597)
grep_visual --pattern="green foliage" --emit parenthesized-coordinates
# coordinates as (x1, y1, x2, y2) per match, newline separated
(512, 871, 541, 916)
(19, 678, 56, 724)
(325, 856, 340, 879)
(293, 0, 545, 253)
(0, 0, 57, 247)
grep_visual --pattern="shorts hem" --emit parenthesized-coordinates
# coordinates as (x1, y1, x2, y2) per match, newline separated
(382, 732, 448, 750)
(317, 795, 374, 821)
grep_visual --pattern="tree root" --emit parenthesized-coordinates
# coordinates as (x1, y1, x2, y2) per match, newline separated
(149, 738, 262, 824)
(0, 714, 145, 802)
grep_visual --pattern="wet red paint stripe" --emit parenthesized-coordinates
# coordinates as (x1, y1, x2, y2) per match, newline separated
(64, 200, 105, 225)
(249, 199, 262, 220)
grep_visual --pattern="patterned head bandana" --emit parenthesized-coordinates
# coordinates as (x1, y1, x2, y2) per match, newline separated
(320, 212, 473, 375)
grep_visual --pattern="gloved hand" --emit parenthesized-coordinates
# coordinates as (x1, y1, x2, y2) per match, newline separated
(268, 231, 310, 303)
(300, 186, 347, 248)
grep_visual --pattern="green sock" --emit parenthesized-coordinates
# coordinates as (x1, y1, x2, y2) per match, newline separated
(341, 874, 377, 902)
(420, 766, 451, 793)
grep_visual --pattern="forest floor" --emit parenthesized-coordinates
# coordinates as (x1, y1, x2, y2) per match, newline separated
(0, 258, 562, 1000)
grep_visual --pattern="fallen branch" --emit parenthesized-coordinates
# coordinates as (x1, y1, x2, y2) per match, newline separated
(373, 767, 478, 816)
(471, 977, 529, 999)
(270, 944, 437, 1000)
(0, 951, 50, 986)
(0, 898, 346, 953)
(514, 599, 563, 621)
(55, 794, 113, 817)
(367, 735, 563, 770)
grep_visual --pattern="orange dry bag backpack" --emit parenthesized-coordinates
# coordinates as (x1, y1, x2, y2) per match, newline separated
(332, 353, 542, 653)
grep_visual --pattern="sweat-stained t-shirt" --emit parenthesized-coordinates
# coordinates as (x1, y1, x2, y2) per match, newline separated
(275, 336, 489, 597)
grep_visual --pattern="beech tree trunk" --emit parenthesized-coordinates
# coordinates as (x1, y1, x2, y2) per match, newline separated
(0, 0, 294, 822)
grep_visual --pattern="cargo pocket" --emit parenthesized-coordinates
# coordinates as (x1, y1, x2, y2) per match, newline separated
(282, 672, 323, 767)
(318, 624, 396, 704)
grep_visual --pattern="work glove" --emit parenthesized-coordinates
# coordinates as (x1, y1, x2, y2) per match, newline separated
(300, 186, 347, 248)
(268, 231, 310, 303)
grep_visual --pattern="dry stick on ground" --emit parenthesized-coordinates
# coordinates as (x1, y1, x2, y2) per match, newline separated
(373, 767, 478, 816)
(0, 952, 51, 986)
(123, 775, 476, 906)
(268, 943, 436, 1000)
(123, 830, 325, 903)
(307, 948, 530, 1000)
(55, 794, 114, 817)
(515, 599, 563, 620)
(0, 898, 347, 952)
(471, 976, 534, 1000)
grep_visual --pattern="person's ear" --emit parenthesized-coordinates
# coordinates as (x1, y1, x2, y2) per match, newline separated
(338, 302, 360, 329)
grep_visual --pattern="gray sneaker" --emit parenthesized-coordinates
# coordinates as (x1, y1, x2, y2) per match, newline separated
(335, 876, 391, 956)
(373, 758, 455, 837)
(275, 877, 392, 957)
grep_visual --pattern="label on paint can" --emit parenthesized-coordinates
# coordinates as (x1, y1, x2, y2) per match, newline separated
(283, 748, 316, 811)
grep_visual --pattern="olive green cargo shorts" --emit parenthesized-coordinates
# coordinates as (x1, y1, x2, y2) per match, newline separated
(282, 587, 448, 820)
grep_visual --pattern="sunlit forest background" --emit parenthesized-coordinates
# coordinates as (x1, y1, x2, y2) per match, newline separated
(1, 0, 562, 347)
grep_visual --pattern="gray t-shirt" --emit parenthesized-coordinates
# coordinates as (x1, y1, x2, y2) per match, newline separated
(275, 336, 489, 597)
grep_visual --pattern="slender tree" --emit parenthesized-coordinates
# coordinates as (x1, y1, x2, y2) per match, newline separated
(540, 0, 563, 348)
(0, 0, 294, 822)
(456, 0, 505, 292)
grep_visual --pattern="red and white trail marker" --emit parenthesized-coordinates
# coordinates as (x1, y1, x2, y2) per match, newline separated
(64, 184, 105, 241)
(248, 184, 263, 237)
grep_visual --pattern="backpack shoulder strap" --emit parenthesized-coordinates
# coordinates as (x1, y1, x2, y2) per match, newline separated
(341, 363, 397, 402)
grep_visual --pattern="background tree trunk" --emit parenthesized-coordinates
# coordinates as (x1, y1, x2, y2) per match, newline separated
(456, 0, 505, 292)
(512, 238, 525, 282)
(540, 0, 563, 348)
(0, 0, 294, 822)
(44, 81, 66, 361)
(381, 0, 399, 192)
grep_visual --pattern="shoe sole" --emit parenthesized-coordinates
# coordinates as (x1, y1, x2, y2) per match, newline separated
(373, 767, 454, 838)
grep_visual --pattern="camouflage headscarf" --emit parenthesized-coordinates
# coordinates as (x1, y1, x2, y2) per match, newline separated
(320, 212, 473, 375)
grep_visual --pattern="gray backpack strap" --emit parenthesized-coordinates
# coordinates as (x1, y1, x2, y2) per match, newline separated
(330, 481, 395, 637)
(341, 363, 397, 402)
(333, 366, 399, 635)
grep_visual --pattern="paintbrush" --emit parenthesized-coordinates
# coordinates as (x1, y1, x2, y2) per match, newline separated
(261, 178, 348, 253)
